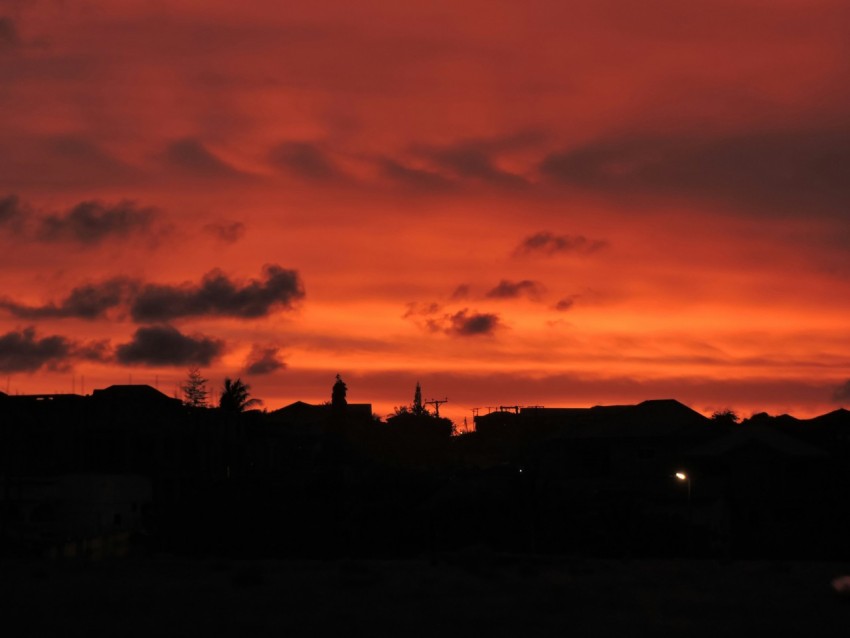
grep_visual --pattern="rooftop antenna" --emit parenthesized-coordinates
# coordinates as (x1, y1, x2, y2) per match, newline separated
(425, 397, 448, 418)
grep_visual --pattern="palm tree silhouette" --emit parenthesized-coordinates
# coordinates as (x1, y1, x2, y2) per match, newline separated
(219, 377, 262, 412)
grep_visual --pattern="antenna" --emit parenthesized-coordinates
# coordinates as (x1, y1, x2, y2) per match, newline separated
(499, 405, 522, 414)
(425, 397, 448, 418)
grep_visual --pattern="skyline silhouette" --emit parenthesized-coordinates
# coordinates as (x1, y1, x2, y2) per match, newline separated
(4, 378, 850, 562)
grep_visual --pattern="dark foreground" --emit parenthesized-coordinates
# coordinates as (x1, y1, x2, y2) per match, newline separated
(3, 554, 850, 636)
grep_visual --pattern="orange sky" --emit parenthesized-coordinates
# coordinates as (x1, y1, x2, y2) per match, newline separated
(1, 0, 849, 422)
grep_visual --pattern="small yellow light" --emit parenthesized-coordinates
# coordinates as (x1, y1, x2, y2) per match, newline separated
(675, 472, 687, 481)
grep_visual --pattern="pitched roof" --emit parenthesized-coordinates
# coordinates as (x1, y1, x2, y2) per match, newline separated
(520, 399, 712, 438)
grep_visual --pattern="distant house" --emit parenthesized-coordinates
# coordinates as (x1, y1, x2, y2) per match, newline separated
(474, 399, 717, 481)
(267, 400, 373, 427)
(91, 384, 183, 410)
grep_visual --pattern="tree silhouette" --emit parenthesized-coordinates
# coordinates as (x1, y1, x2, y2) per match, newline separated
(219, 377, 262, 412)
(711, 408, 740, 425)
(181, 367, 208, 407)
(412, 381, 427, 417)
(332, 374, 347, 411)
(387, 382, 452, 437)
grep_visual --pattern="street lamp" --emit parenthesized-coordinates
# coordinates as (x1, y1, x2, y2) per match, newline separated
(675, 471, 693, 552)
(675, 471, 691, 501)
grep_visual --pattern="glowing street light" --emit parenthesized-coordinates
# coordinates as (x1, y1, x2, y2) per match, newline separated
(674, 471, 691, 501)
(674, 471, 693, 548)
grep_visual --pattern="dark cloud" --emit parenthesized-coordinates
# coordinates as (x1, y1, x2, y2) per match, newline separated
(403, 301, 441, 319)
(75, 340, 112, 363)
(515, 231, 608, 257)
(203, 220, 246, 244)
(0, 17, 18, 51)
(485, 279, 543, 300)
(406, 301, 500, 336)
(834, 380, 850, 403)
(0, 194, 25, 229)
(115, 325, 224, 367)
(269, 142, 342, 180)
(130, 264, 305, 322)
(0, 195, 164, 245)
(37, 200, 157, 244)
(0, 278, 135, 320)
(554, 296, 577, 312)
(0, 265, 304, 324)
(244, 345, 286, 375)
(47, 136, 139, 184)
(378, 158, 453, 191)
(450, 284, 470, 300)
(163, 138, 250, 180)
(0, 137, 142, 190)
(540, 130, 850, 217)
(412, 132, 544, 188)
(0, 327, 72, 373)
(423, 143, 526, 187)
(446, 309, 501, 336)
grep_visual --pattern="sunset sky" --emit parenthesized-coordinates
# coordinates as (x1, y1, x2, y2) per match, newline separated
(1, 0, 849, 423)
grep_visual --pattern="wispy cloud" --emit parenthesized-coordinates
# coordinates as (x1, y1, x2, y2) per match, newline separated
(514, 231, 608, 257)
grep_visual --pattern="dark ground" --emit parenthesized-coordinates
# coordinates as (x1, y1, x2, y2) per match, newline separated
(3, 553, 850, 636)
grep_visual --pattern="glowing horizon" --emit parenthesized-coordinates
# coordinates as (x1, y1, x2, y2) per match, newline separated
(1, 1, 849, 424)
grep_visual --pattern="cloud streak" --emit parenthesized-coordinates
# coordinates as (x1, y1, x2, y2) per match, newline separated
(269, 141, 342, 181)
(833, 380, 850, 403)
(485, 279, 544, 300)
(0, 16, 19, 51)
(416, 137, 532, 188)
(514, 231, 608, 257)
(0, 278, 136, 320)
(163, 138, 252, 180)
(0, 194, 24, 229)
(203, 220, 246, 244)
(540, 130, 850, 217)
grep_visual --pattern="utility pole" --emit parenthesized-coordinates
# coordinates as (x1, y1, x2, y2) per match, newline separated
(425, 397, 448, 418)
